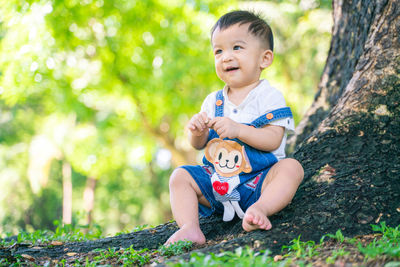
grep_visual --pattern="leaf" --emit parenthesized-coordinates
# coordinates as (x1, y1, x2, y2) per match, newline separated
(50, 241, 63, 246)
(21, 254, 35, 261)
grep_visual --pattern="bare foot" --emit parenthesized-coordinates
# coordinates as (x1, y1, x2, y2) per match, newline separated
(164, 224, 206, 245)
(242, 203, 272, 232)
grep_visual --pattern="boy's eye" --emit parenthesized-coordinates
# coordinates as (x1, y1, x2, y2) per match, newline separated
(214, 49, 222, 55)
(233, 45, 242, 50)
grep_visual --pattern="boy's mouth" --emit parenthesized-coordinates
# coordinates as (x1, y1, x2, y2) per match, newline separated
(225, 66, 239, 72)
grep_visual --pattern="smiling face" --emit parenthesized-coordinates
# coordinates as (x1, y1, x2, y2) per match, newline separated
(211, 23, 273, 90)
(214, 147, 243, 174)
(205, 139, 252, 177)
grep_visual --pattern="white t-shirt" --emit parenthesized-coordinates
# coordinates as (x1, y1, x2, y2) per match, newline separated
(200, 79, 295, 160)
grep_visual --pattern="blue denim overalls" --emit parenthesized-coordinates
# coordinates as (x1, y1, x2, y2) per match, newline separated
(181, 90, 293, 217)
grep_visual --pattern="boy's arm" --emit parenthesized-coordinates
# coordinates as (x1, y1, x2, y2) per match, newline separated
(208, 117, 284, 152)
(188, 111, 210, 150)
(237, 124, 284, 151)
(189, 130, 209, 150)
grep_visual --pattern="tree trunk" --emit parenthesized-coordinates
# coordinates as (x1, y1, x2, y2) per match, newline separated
(83, 177, 97, 227)
(288, 0, 396, 150)
(286, 0, 400, 236)
(62, 162, 72, 225)
(2, 0, 399, 262)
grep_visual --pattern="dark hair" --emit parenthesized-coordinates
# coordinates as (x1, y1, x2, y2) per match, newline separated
(211, 10, 274, 51)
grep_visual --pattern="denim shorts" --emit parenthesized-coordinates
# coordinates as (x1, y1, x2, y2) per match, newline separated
(180, 165, 271, 217)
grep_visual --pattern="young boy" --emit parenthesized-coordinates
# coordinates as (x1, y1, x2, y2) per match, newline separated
(166, 10, 304, 245)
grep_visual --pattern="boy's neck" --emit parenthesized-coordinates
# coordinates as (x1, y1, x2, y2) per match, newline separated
(227, 80, 262, 106)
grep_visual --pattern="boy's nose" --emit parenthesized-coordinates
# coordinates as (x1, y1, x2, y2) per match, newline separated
(222, 52, 233, 62)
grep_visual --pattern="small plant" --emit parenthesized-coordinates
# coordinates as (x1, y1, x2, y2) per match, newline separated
(120, 246, 151, 266)
(57, 258, 67, 266)
(52, 220, 103, 242)
(326, 247, 350, 264)
(321, 229, 345, 243)
(159, 240, 193, 257)
(282, 235, 319, 259)
(357, 222, 400, 259)
(133, 224, 151, 232)
(1, 220, 104, 246)
(0, 258, 10, 266)
(93, 246, 151, 266)
(93, 247, 118, 261)
(116, 224, 152, 236)
(171, 247, 281, 267)
(84, 257, 97, 267)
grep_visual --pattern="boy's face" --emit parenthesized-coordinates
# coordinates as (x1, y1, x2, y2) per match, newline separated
(211, 23, 272, 90)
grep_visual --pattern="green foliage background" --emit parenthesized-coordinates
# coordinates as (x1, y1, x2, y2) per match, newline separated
(0, 0, 331, 235)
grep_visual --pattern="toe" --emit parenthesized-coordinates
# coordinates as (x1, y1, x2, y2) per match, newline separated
(265, 220, 272, 230)
(246, 213, 254, 222)
(253, 214, 261, 225)
(242, 221, 251, 232)
(260, 220, 269, 229)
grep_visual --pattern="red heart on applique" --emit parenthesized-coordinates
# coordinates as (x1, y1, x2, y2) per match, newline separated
(212, 181, 229, 195)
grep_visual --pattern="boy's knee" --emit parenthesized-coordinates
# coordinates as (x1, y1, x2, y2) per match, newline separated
(284, 158, 304, 183)
(169, 168, 206, 201)
(169, 168, 184, 188)
(272, 158, 303, 184)
(169, 168, 194, 188)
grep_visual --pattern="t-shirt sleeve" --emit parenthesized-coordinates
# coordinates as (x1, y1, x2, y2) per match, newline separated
(200, 92, 217, 119)
(261, 89, 295, 132)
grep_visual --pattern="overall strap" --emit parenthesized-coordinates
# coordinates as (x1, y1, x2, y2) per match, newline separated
(249, 107, 293, 128)
(214, 90, 224, 117)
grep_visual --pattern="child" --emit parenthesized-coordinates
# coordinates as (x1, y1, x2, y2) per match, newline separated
(166, 10, 304, 245)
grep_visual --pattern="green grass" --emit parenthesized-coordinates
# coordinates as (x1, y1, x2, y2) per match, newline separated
(325, 247, 350, 264)
(1, 222, 399, 266)
(88, 240, 192, 266)
(169, 222, 400, 267)
(172, 246, 284, 267)
(282, 236, 320, 259)
(357, 222, 400, 259)
(159, 240, 193, 257)
(115, 224, 153, 236)
(91, 246, 151, 266)
(0, 220, 103, 247)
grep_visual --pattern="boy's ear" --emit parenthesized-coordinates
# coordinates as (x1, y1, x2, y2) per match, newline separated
(260, 49, 274, 70)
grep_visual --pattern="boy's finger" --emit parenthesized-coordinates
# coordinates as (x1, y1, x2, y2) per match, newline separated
(198, 119, 207, 130)
(195, 120, 204, 130)
(207, 117, 218, 128)
(200, 112, 209, 123)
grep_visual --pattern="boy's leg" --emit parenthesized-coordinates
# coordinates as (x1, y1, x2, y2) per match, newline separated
(165, 168, 211, 245)
(242, 158, 304, 232)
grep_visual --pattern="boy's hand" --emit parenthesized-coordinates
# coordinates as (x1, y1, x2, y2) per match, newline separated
(208, 117, 241, 139)
(188, 112, 210, 136)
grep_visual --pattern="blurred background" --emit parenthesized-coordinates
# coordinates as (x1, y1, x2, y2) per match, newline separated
(0, 0, 332, 236)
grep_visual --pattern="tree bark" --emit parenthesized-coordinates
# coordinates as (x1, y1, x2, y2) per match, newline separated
(288, 0, 393, 150)
(1, 0, 399, 262)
